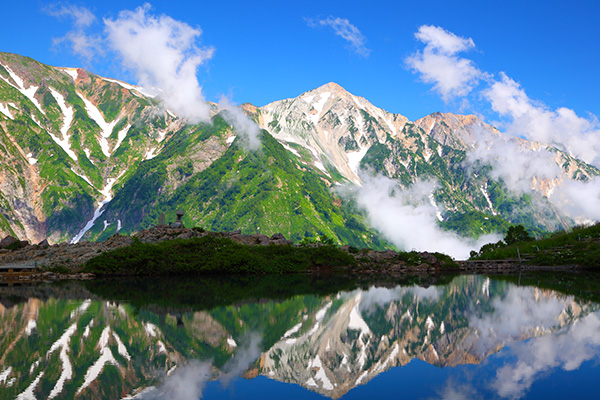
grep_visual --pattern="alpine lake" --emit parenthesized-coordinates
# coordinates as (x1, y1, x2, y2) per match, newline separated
(1, 272, 599, 399)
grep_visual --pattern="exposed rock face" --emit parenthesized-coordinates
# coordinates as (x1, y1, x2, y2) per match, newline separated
(258, 82, 410, 185)
(258, 83, 600, 231)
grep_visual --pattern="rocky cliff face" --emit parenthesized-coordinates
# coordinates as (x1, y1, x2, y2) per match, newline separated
(0, 53, 185, 243)
(257, 83, 599, 232)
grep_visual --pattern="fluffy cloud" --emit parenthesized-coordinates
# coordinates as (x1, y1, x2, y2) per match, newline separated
(306, 16, 370, 57)
(104, 4, 214, 123)
(490, 310, 600, 398)
(484, 73, 600, 167)
(408, 25, 600, 224)
(406, 25, 482, 101)
(342, 172, 500, 259)
(465, 130, 563, 195)
(218, 96, 261, 150)
(141, 360, 211, 400)
(47, 4, 102, 60)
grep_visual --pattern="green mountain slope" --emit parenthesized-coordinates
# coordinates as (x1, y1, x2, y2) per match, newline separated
(93, 116, 383, 248)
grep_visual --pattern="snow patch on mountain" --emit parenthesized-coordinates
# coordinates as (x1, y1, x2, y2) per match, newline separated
(113, 124, 132, 154)
(0, 103, 14, 119)
(25, 319, 37, 335)
(145, 322, 160, 337)
(113, 331, 131, 361)
(48, 87, 77, 160)
(0, 62, 45, 115)
(77, 92, 120, 156)
(0, 367, 12, 385)
(17, 371, 44, 400)
(71, 299, 91, 319)
(71, 174, 123, 244)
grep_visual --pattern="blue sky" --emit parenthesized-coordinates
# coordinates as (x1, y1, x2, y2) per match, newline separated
(1, 0, 599, 123)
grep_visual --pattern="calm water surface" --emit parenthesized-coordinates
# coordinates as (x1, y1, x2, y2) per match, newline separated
(1, 273, 599, 399)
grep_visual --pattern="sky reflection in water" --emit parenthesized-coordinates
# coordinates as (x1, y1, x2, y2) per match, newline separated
(0, 274, 599, 399)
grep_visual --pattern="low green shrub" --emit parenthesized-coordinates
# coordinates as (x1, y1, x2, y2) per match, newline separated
(84, 235, 357, 276)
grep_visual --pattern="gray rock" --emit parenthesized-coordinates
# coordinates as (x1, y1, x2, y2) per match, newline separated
(0, 235, 19, 249)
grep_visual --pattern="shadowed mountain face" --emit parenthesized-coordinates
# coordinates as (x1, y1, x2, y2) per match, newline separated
(1, 275, 598, 399)
(1, 52, 598, 246)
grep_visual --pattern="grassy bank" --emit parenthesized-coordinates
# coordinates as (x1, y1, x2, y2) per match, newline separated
(84, 235, 357, 275)
(472, 223, 600, 268)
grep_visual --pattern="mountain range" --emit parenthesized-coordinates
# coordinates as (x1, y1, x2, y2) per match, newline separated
(0, 52, 597, 250)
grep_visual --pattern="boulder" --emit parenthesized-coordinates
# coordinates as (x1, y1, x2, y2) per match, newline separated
(269, 233, 289, 245)
(0, 235, 19, 249)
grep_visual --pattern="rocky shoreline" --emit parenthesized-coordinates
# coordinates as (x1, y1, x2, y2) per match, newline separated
(0, 226, 579, 282)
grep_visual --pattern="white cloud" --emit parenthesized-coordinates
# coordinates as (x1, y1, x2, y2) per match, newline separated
(218, 97, 261, 150)
(490, 310, 600, 399)
(46, 4, 96, 28)
(104, 4, 214, 124)
(306, 16, 370, 57)
(484, 73, 600, 167)
(465, 130, 563, 195)
(549, 177, 600, 222)
(342, 172, 501, 259)
(141, 360, 211, 400)
(406, 25, 482, 101)
(47, 5, 102, 60)
(414, 25, 475, 55)
(407, 25, 600, 224)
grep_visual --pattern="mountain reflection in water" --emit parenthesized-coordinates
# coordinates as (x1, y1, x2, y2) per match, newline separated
(0, 274, 599, 399)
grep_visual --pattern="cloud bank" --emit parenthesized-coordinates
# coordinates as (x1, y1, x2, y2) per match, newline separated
(306, 16, 370, 57)
(342, 172, 501, 259)
(407, 25, 600, 225)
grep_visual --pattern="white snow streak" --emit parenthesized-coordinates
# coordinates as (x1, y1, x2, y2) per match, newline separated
(49, 87, 77, 161)
(0, 103, 14, 119)
(479, 183, 497, 216)
(77, 326, 119, 395)
(77, 92, 120, 157)
(61, 68, 79, 81)
(0, 367, 12, 385)
(29, 359, 40, 375)
(310, 355, 333, 391)
(1, 63, 45, 115)
(144, 147, 158, 160)
(71, 299, 91, 319)
(17, 371, 44, 400)
(144, 322, 159, 337)
(102, 77, 155, 98)
(157, 340, 166, 354)
(282, 322, 303, 339)
(113, 124, 132, 154)
(47, 322, 78, 399)
(71, 172, 123, 244)
(113, 331, 131, 361)
(25, 319, 37, 335)
(26, 153, 38, 165)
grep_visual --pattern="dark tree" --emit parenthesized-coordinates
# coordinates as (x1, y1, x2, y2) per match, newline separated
(504, 225, 534, 245)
